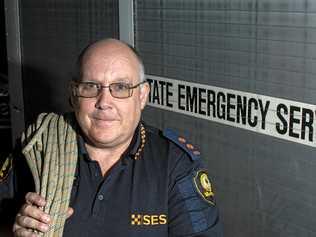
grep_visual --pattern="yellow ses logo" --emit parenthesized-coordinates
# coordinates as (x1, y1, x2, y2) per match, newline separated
(131, 214, 167, 226)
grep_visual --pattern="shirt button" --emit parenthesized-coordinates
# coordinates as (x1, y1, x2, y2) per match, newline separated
(98, 194, 104, 201)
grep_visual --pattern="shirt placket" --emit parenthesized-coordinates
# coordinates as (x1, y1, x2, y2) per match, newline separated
(91, 160, 127, 216)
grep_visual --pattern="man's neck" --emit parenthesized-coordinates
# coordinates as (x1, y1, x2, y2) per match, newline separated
(85, 137, 133, 176)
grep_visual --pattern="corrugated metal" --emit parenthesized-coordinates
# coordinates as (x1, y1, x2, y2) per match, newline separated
(19, 0, 119, 125)
(135, 1, 316, 236)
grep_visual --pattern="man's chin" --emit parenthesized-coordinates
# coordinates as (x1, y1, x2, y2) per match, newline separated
(91, 137, 122, 149)
(89, 130, 119, 146)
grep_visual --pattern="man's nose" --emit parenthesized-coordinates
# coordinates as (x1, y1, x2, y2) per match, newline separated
(95, 87, 112, 109)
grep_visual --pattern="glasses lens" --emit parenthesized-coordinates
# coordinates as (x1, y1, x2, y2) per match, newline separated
(110, 82, 131, 98)
(77, 82, 99, 97)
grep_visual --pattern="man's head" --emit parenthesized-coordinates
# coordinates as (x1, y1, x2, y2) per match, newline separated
(71, 38, 149, 149)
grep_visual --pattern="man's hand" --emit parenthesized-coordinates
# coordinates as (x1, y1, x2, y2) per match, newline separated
(12, 192, 74, 237)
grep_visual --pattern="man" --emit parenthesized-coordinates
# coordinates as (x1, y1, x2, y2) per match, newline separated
(0, 38, 222, 236)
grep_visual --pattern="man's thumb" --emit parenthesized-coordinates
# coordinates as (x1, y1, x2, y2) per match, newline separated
(67, 207, 74, 219)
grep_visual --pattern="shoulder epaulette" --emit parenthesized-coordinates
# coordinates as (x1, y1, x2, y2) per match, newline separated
(163, 128, 201, 161)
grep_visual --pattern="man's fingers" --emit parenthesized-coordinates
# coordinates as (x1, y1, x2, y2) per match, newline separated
(15, 214, 50, 233)
(13, 227, 39, 237)
(12, 221, 22, 234)
(13, 220, 39, 237)
(25, 192, 46, 207)
(12, 193, 51, 236)
(19, 204, 51, 224)
(14, 203, 51, 234)
(66, 207, 74, 219)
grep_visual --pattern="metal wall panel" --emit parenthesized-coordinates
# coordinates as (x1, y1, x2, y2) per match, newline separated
(135, 1, 316, 236)
(19, 0, 119, 125)
(1, 0, 11, 154)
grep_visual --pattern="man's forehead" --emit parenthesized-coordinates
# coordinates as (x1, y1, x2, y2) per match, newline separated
(80, 58, 137, 83)
(81, 51, 139, 77)
(83, 44, 137, 67)
(82, 56, 136, 74)
(84, 40, 136, 62)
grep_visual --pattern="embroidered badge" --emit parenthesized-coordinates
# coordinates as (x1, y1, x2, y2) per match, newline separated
(194, 170, 215, 205)
(0, 155, 13, 183)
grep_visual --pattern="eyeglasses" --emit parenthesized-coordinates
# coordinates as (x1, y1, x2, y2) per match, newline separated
(72, 81, 146, 99)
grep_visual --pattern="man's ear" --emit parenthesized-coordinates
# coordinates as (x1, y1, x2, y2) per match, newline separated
(69, 95, 78, 109)
(140, 82, 150, 110)
(68, 82, 78, 109)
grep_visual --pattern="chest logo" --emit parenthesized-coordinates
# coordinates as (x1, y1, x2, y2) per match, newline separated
(131, 214, 167, 226)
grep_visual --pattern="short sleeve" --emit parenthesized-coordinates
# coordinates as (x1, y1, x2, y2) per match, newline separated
(167, 143, 223, 237)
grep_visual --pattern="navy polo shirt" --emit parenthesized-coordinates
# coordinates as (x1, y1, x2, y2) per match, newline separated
(63, 124, 223, 236)
(0, 123, 223, 236)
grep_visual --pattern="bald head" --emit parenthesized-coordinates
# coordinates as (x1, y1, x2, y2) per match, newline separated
(75, 39, 145, 82)
(70, 38, 150, 151)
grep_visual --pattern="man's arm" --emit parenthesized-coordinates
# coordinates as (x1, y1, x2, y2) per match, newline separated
(166, 140, 223, 237)
(168, 166, 223, 236)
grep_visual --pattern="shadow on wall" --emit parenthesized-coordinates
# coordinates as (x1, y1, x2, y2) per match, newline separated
(0, 73, 11, 157)
(22, 64, 72, 127)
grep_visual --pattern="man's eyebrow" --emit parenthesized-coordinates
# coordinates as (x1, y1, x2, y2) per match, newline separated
(80, 77, 132, 84)
(80, 79, 100, 83)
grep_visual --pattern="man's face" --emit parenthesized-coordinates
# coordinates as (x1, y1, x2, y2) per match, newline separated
(74, 42, 149, 149)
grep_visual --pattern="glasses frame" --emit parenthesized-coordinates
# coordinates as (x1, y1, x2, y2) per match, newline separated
(71, 80, 147, 99)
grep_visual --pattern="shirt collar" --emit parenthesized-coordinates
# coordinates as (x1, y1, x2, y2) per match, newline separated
(123, 123, 141, 158)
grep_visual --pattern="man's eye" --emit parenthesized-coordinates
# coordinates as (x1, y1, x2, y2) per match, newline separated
(82, 83, 98, 90)
(112, 83, 129, 91)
